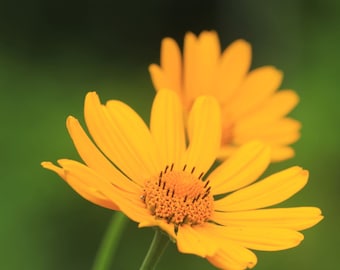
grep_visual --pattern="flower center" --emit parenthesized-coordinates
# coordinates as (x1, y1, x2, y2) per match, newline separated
(142, 165, 214, 233)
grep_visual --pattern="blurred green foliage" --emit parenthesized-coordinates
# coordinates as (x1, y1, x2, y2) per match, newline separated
(1, 0, 339, 269)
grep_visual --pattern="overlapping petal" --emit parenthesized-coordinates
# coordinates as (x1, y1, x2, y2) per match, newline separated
(176, 224, 218, 257)
(182, 95, 221, 177)
(209, 141, 271, 194)
(150, 89, 186, 168)
(207, 246, 257, 270)
(66, 116, 141, 193)
(84, 92, 160, 184)
(44, 159, 154, 224)
(212, 207, 323, 231)
(191, 223, 258, 269)
(41, 160, 119, 210)
(214, 166, 308, 211)
(216, 226, 304, 251)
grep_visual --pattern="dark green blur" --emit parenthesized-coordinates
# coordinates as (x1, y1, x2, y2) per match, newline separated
(1, 1, 338, 269)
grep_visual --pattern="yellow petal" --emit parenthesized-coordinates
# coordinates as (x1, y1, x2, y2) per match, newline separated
(84, 92, 159, 184)
(41, 161, 119, 210)
(209, 141, 270, 195)
(105, 98, 162, 177)
(218, 226, 304, 251)
(182, 95, 221, 177)
(207, 244, 257, 270)
(149, 64, 168, 92)
(183, 32, 199, 105)
(66, 116, 141, 193)
(214, 39, 251, 103)
(236, 90, 299, 127)
(234, 118, 301, 145)
(160, 37, 182, 93)
(218, 143, 296, 162)
(270, 145, 295, 162)
(214, 166, 308, 211)
(53, 159, 153, 224)
(195, 31, 220, 96)
(202, 223, 258, 269)
(212, 207, 323, 231)
(139, 220, 177, 240)
(150, 89, 186, 168)
(227, 66, 283, 121)
(218, 145, 238, 160)
(176, 224, 217, 257)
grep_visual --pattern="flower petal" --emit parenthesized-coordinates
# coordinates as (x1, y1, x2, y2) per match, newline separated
(214, 166, 308, 211)
(150, 90, 186, 168)
(139, 220, 178, 240)
(66, 116, 141, 193)
(227, 66, 283, 121)
(182, 95, 221, 177)
(236, 90, 299, 127)
(183, 32, 199, 104)
(148, 65, 168, 92)
(194, 31, 220, 96)
(209, 141, 270, 195)
(84, 92, 160, 184)
(219, 143, 297, 162)
(212, 207, 323, 231)
(207, 244, 257, 270)
(214, 39, 251, 103)
(48, 159, 153, 224)
(149, 37, 182, 96)
(270, 145, 295, 161)
(234, 118, 301, 145)
(105, 98, 162, 178)
(160, 37, 182, 93)
(41, 161, 119, 210)
(189, 223, 257, 269)
(176, 224, 218, 257)
(218, 226, 304, 251)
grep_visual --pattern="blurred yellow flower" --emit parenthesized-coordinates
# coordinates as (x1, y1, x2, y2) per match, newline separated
(149, 31, 300, 162)
(42, 90, 322, 270)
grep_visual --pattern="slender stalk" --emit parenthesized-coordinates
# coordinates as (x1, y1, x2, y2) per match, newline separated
(92, 211, 128, 270)
(139, 229, 170, 270)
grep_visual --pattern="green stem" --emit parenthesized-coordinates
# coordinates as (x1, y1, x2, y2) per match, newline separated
(92, 211, 128, 270)
(139, 229, 170, 270)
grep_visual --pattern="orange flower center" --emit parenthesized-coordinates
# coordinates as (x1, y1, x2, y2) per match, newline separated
(142, 165, 214, 233)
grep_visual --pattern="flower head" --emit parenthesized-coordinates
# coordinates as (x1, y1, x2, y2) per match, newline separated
(149, 31, 301, 161)
(42, 90, 322, 269)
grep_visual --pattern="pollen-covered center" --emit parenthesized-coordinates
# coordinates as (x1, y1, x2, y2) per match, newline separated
(142, 165, 214, 229)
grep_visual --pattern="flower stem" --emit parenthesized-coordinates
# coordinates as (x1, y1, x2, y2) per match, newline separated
(92, 211, 128, 270)
(139, 229, 170, 270)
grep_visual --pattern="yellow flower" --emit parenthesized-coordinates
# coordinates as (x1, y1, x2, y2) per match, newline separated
(42, 90, 322, 270)
(149, 31, 301, 162)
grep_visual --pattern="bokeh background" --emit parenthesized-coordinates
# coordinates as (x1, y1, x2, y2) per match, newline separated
(1, 0, 339, 269)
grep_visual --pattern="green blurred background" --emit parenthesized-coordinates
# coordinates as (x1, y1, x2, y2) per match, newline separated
(1, 0, 338, 269)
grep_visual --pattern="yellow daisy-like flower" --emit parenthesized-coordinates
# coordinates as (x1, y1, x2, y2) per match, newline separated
(149, 31, 301, 162)
(42, 90, 322, 270)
